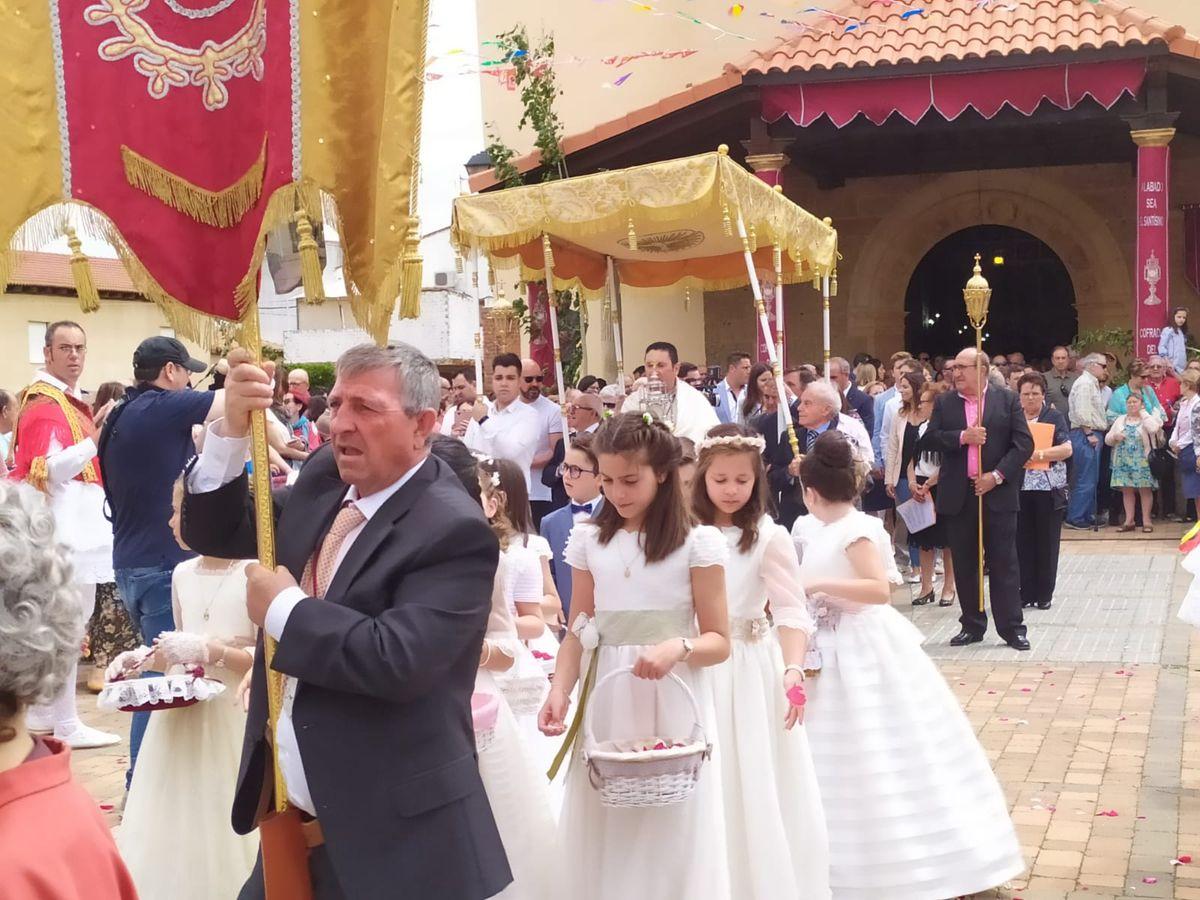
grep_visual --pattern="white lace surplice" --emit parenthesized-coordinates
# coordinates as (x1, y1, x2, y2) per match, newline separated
(792, 510, 1025, 899)
(711, 518, 830, 899)
(558, 524, 731, 900)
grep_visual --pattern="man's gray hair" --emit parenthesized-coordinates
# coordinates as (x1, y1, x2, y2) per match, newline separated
(805, 379, 842, 413)
(336, 343, 441, 415)
(1081, 353, 1107, 369)
(829, 356, 851, 377)
(0, 482, 84, 710)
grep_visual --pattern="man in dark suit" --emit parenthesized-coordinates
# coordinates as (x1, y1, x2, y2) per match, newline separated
(541, 393, 602, 508)
(181, 344, 510, 900)
(831, 356, 874, 436)
(922, 348, 1034, 651)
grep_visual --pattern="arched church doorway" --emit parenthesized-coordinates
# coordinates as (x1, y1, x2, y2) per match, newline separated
(904, 225, 1077, 362)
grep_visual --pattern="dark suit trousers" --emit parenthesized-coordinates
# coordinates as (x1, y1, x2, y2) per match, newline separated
(239, 847, 347, 900)
(944, 500, 1026, 640)
(1016, 490, 1064, 608)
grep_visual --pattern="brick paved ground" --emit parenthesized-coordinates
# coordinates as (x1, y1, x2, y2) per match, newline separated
(68, 537, 1200, 899)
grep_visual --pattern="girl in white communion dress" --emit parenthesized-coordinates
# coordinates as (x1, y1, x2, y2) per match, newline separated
(538, 413, 733, 900)
(429, 437, 560, 899)
(691, 424, 830, 900)
(792, 432, 1024, 900)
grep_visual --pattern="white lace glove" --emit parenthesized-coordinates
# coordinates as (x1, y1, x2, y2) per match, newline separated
(105, 647, 154, 682)
(153, 631, 210, 667)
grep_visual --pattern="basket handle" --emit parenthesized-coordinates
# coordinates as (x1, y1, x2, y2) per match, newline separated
(583, 665, 704, 750)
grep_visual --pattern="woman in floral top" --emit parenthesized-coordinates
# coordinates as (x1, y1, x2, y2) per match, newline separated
(1015, 373, 1073, 610)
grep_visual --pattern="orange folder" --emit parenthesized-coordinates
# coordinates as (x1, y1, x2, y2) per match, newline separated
(1026, 421, 1055, 470)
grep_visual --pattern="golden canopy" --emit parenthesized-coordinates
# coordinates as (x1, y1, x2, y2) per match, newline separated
(451, 148, 838, 297)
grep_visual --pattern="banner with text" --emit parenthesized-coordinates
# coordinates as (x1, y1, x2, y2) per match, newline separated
(1135, 142, 1170, 360)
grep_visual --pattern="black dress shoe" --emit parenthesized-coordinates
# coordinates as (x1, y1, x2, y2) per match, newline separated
(1035, 601, 1051, 610)
(1005, 635, 1031, 651)
(949, 630, 984, 646)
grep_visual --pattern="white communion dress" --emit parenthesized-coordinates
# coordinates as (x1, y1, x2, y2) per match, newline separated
(1178, 543, 1200, 628)
(558, 523, 731, 900)
(476, 554, 562, 899)
(713, 517, 831, 900)
(115, 558, 258, 900)
(792, 510, 1024, 900)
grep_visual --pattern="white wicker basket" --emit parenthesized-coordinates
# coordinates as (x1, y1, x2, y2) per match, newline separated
(497, 671, 549, 717)
(583, 666, 711, 809)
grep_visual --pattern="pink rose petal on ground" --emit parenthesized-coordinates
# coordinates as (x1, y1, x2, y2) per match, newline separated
(1180, 855, 1193, 863)
(1143, 876, 1158, 884)
(1021, 687, 1031, 692)
(1096, 810, 1119, 817)
(99, 804, 114, 811)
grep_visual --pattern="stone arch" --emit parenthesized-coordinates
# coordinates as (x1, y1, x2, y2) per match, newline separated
(842, 170, 1130, 354)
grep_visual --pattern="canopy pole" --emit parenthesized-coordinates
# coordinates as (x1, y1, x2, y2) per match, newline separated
(773, 243, 785, 368)
(240, 305, 288, 812)
(542, 235, 571, 446)
(607, 256, 626, 391)
(472, 251, 484, 388)
(822, 275, 831, 380)
(735, 213, 800, 461)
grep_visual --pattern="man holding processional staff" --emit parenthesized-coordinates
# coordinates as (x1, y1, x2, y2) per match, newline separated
(922, 347, 1033, 651)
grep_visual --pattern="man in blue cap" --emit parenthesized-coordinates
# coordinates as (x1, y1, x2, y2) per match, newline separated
(98, 336, 224, 788)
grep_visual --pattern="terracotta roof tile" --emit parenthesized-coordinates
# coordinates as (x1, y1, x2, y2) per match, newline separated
(7, 250, 136, 294)
(737, 0, 1198, 76)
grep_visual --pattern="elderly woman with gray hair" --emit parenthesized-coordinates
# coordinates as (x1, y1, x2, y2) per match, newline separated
(0, 482, 137, 899)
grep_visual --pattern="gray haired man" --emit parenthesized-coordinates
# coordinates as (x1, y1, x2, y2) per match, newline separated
(1065, 353, 1109, 529)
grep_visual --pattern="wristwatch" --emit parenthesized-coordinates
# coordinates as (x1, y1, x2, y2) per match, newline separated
(991, 470, 1005, 484)
(680, 637, 695, 661)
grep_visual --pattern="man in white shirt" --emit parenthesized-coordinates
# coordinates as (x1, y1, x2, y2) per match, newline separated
(181, 343, 510, 899)
(626, 341, 720, 444)
(477, 353, 541, 489)
(521, 358, 564, 526)
(713, 351, 751, 424)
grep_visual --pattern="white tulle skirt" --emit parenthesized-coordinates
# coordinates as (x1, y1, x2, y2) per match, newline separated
(805, 605, 1025, 900)
(115, 670, 257, 900)
(476, 669, 562, 899)
(1178, 546, 1200, 628)
(557, 645, 730, 900)
(711, 637, 831, 900)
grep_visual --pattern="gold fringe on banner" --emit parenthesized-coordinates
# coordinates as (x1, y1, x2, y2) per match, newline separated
(295, 209, 325, 304)
(398, 217, 423, 320)
(121, 137, 267, 229)
(65, 226, 100, 313)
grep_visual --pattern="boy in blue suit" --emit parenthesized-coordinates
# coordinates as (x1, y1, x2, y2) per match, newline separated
(539, 432, 602, 619)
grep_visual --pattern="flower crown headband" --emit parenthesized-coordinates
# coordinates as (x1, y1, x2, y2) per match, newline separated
(696, 434, 766, 453)
(471, 453, 503, 488)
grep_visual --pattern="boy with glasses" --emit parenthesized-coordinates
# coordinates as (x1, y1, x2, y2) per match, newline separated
(538, 432, 602, 619)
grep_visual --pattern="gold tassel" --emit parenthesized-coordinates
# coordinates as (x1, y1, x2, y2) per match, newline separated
(748, 224, 758, 254)
(626, 216, 638, 252)
(542, 233, 556, 270)
(295, 209, 326, 304)
(812, 275, 822, 290)
(65, 227, 100, 313)
(398, 218, 423, 319)
(722, 202, 732, 237)
(455, 250, 464, 273)
(121, 137, 266, 229)
(684, 283, 691, 311)
(831, 271, 839, 297)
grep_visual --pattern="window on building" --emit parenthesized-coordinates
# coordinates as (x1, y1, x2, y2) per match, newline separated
(27, 322, 47, 364)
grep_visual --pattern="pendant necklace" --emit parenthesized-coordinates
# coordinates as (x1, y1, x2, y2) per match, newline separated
(198, 559, 239, 623)
(615, 531, 642, 579)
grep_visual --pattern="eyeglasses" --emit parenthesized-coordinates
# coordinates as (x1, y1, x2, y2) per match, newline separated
(523, 375, 544, 384)
(602, 401, 618, 409)
(556, 463, 598, 479)
(52, 343, 87, 356)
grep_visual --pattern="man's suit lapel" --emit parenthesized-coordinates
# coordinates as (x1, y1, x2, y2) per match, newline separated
(322, 457, 436, 603)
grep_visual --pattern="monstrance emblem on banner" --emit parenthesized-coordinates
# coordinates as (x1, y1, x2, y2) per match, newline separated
(1143, 250, 1162, 306)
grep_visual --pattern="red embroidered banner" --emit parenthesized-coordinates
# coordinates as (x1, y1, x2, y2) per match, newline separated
(1186, 204, 1200, 298)
(1135, 140, 1171, 360)
(61, 0, 295, 322)
(761, 60, 1147, 129)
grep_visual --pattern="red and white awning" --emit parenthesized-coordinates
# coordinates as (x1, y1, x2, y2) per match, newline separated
(761, 59, 1147, 128)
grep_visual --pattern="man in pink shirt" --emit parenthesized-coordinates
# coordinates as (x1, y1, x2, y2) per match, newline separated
(921, 348, 1034, 650)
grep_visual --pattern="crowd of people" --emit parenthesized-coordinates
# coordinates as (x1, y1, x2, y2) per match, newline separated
(0, 311, 1195, 899)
